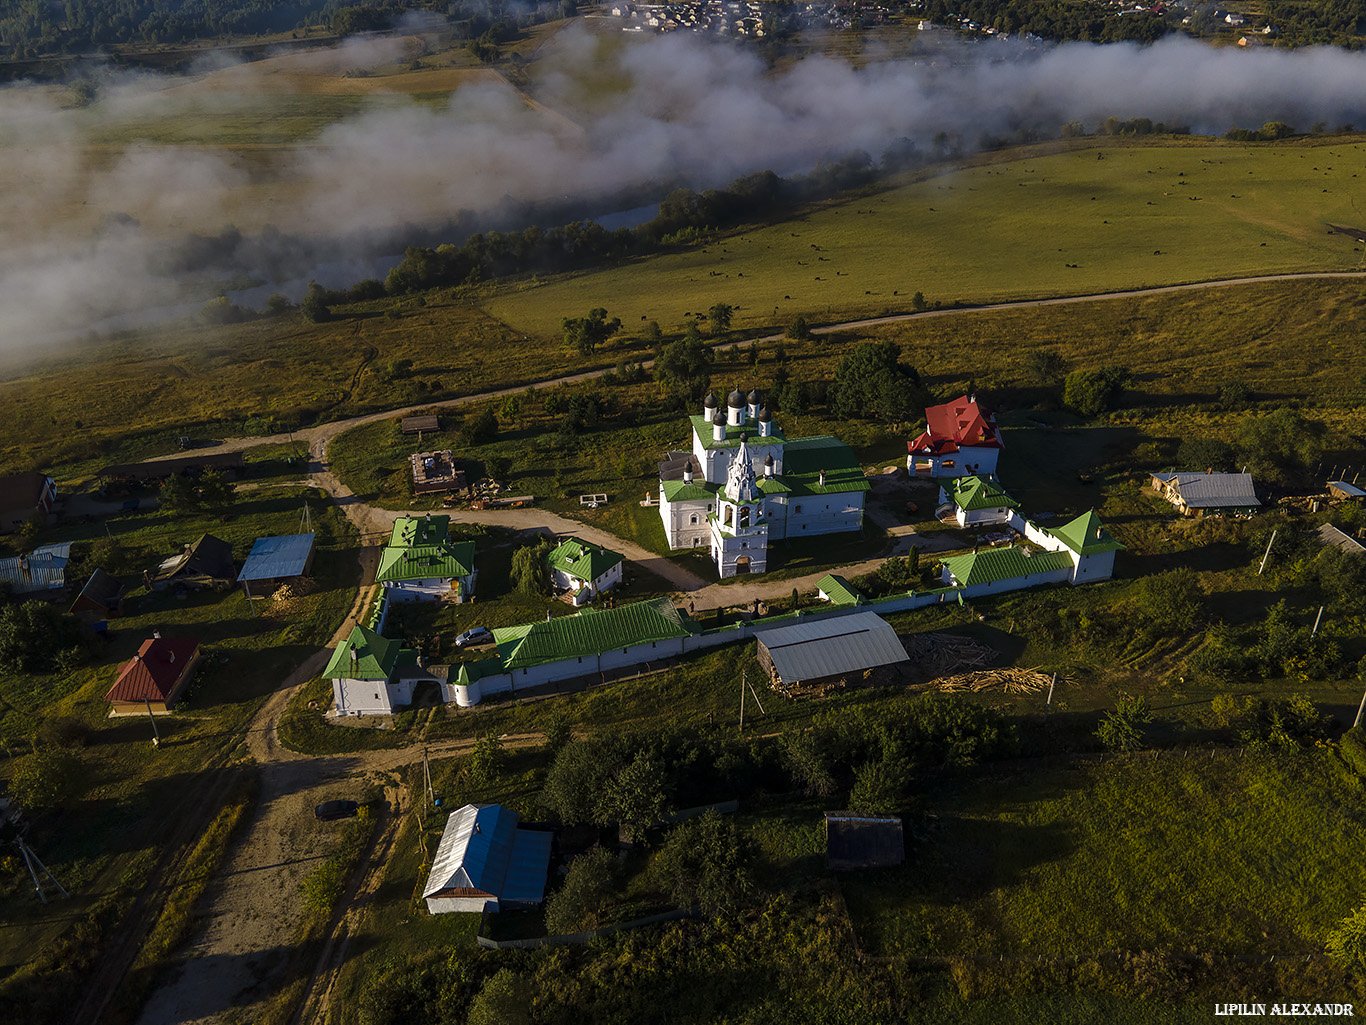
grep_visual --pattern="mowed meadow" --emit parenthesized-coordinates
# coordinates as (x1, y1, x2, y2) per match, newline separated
(485, 138, 1366, 337)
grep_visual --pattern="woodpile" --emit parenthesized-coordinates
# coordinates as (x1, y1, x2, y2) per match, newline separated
(902, 632, 995, 676)
(937, 669, 1053, 695)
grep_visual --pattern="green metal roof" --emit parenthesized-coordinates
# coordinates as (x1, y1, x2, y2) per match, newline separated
(690, 415, 787, 450)
(661, 479, 718, 502)
(1047, 511, 1125, 555)
(816, 573, 862, 606)
(456, 658, 504, 686)
(940, 547, 1073, 588)
(389, 515, 452, 547)
(780, 436, 871, 495)
(493, 597, 693, 671)
(376, 540, 476, 583)
(546, 538, 624, 582)
(950, 475, 1019, 512)
(324, 624, 403, 680)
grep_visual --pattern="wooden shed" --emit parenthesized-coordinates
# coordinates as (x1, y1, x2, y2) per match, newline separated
(824, 812, 905, 871)
(401, 415, 440, 435)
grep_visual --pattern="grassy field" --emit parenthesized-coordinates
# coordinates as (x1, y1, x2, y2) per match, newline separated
(483, 137, 1366, 338)
(843, 749, 1366, 959)
(0, 295, 554, 480)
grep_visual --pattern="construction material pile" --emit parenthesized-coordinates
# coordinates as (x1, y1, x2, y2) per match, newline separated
(937, 669, 1053, 694)
(902, 632, 995, 676)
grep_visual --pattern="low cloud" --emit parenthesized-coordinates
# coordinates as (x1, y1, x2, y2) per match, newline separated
(2, 29, 1365, 351)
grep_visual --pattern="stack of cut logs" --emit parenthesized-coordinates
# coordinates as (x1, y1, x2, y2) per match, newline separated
(937, 669, 1053, 694)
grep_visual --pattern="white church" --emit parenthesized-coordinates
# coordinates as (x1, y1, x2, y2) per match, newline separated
(657, 390, 869, 577)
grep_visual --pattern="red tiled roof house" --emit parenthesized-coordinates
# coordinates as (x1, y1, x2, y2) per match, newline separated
(105, 637, 201, 714)
(907, 395, 1003, 478)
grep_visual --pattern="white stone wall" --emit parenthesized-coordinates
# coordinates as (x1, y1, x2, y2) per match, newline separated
(659, 490, 712, 550)
(426, 895, 496, 915)
(1071, 549, 1116, 584)
(333, 676, 398, 715)
(785, 492, 864, 537)
(384, 578, 455, 602)
(956, 505, 1013, 528)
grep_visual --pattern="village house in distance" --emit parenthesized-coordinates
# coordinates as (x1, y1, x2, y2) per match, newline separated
(657, 390, 869, 577)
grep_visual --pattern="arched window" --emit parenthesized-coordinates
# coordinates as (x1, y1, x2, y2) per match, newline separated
(739, 506, 750, 528)
(689, 513, 698, 525)
(724, 506, 734, 527)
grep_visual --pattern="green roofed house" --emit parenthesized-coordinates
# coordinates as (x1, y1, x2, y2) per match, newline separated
(657, 390, 870, 578)
(376, 514, 477, 604)
(546, 538, 625, 607)
(450, 598, 695, 705)
(816, 573, 863, 606)
(939, 475, 1019, 527)
(941, 509, 1125, 596)
(325, 623, 442, 715)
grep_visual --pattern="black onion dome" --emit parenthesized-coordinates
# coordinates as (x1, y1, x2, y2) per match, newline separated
(757, 406, 772, 422)
(727, 389, 745, 407)
(712, 411, 727, 426)
(704, 392, 718, 408)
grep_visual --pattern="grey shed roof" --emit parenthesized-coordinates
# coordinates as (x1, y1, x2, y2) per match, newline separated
(758, 612, 909, 683)
(1151, 471, 1260, 508)
(238, 533, 316, 582)
(1329, 481, 1366, 499)
(0, 543, 71, 595)
(423, 804, 552, 905)
(1317, 523, 1366, 555)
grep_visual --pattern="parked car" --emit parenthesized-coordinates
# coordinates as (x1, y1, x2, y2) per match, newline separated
(314, 800, 359, 821)
(454, 627, 493, 649)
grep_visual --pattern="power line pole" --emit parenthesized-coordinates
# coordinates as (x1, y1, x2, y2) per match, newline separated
(747, 679, 767, 717)
(144, 697, 161, 747)
(1258, 529, 1278, 575)
(1354, 686, 1366, 731)
(1312, 606, 1325, 637)
(15, 838, 68, 904)
(1044, 673, 1057, 720)
(739, 668, 746, 734)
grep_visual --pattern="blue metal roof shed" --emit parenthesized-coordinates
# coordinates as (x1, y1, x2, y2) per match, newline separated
(423, 804, 553, 914)
(237, 533, 316, 584)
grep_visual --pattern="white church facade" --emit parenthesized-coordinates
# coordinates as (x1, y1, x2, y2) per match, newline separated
(658, 390, 869, 578)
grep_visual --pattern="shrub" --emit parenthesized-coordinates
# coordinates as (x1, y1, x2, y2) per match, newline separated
(1095, 695, 1153, 752)
(10, 749, 87, 812)
(544, 846, 618, 935)
(650, 810, 756, 918)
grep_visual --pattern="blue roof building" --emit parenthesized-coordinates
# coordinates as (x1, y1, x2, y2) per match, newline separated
(423, 804, 553, 914)
(237, 533, 316, 588)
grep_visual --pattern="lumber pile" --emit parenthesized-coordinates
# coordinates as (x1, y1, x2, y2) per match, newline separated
(903, 632, 995, 676)
(937, 669, 1053, 695)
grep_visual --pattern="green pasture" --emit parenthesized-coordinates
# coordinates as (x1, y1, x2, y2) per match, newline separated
(0, 295, 549, 480)
(843, 749, 1366, 961)
(76, 93, 374, 147)
(485, 138, 1366, 338)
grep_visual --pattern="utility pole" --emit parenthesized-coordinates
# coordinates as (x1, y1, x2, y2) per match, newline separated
(15, 838, 68, 904)
(144, 697, 161, 747)
(1044, 673, 1057, 720)
(747, 678, 767, 717)
(739, 669, 746, 734)
(1354, 685, 1366, 730)
(1258, 529, 1278, 575)
(1312, 606, 1325, 637)
(422, 746, 435, 809)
